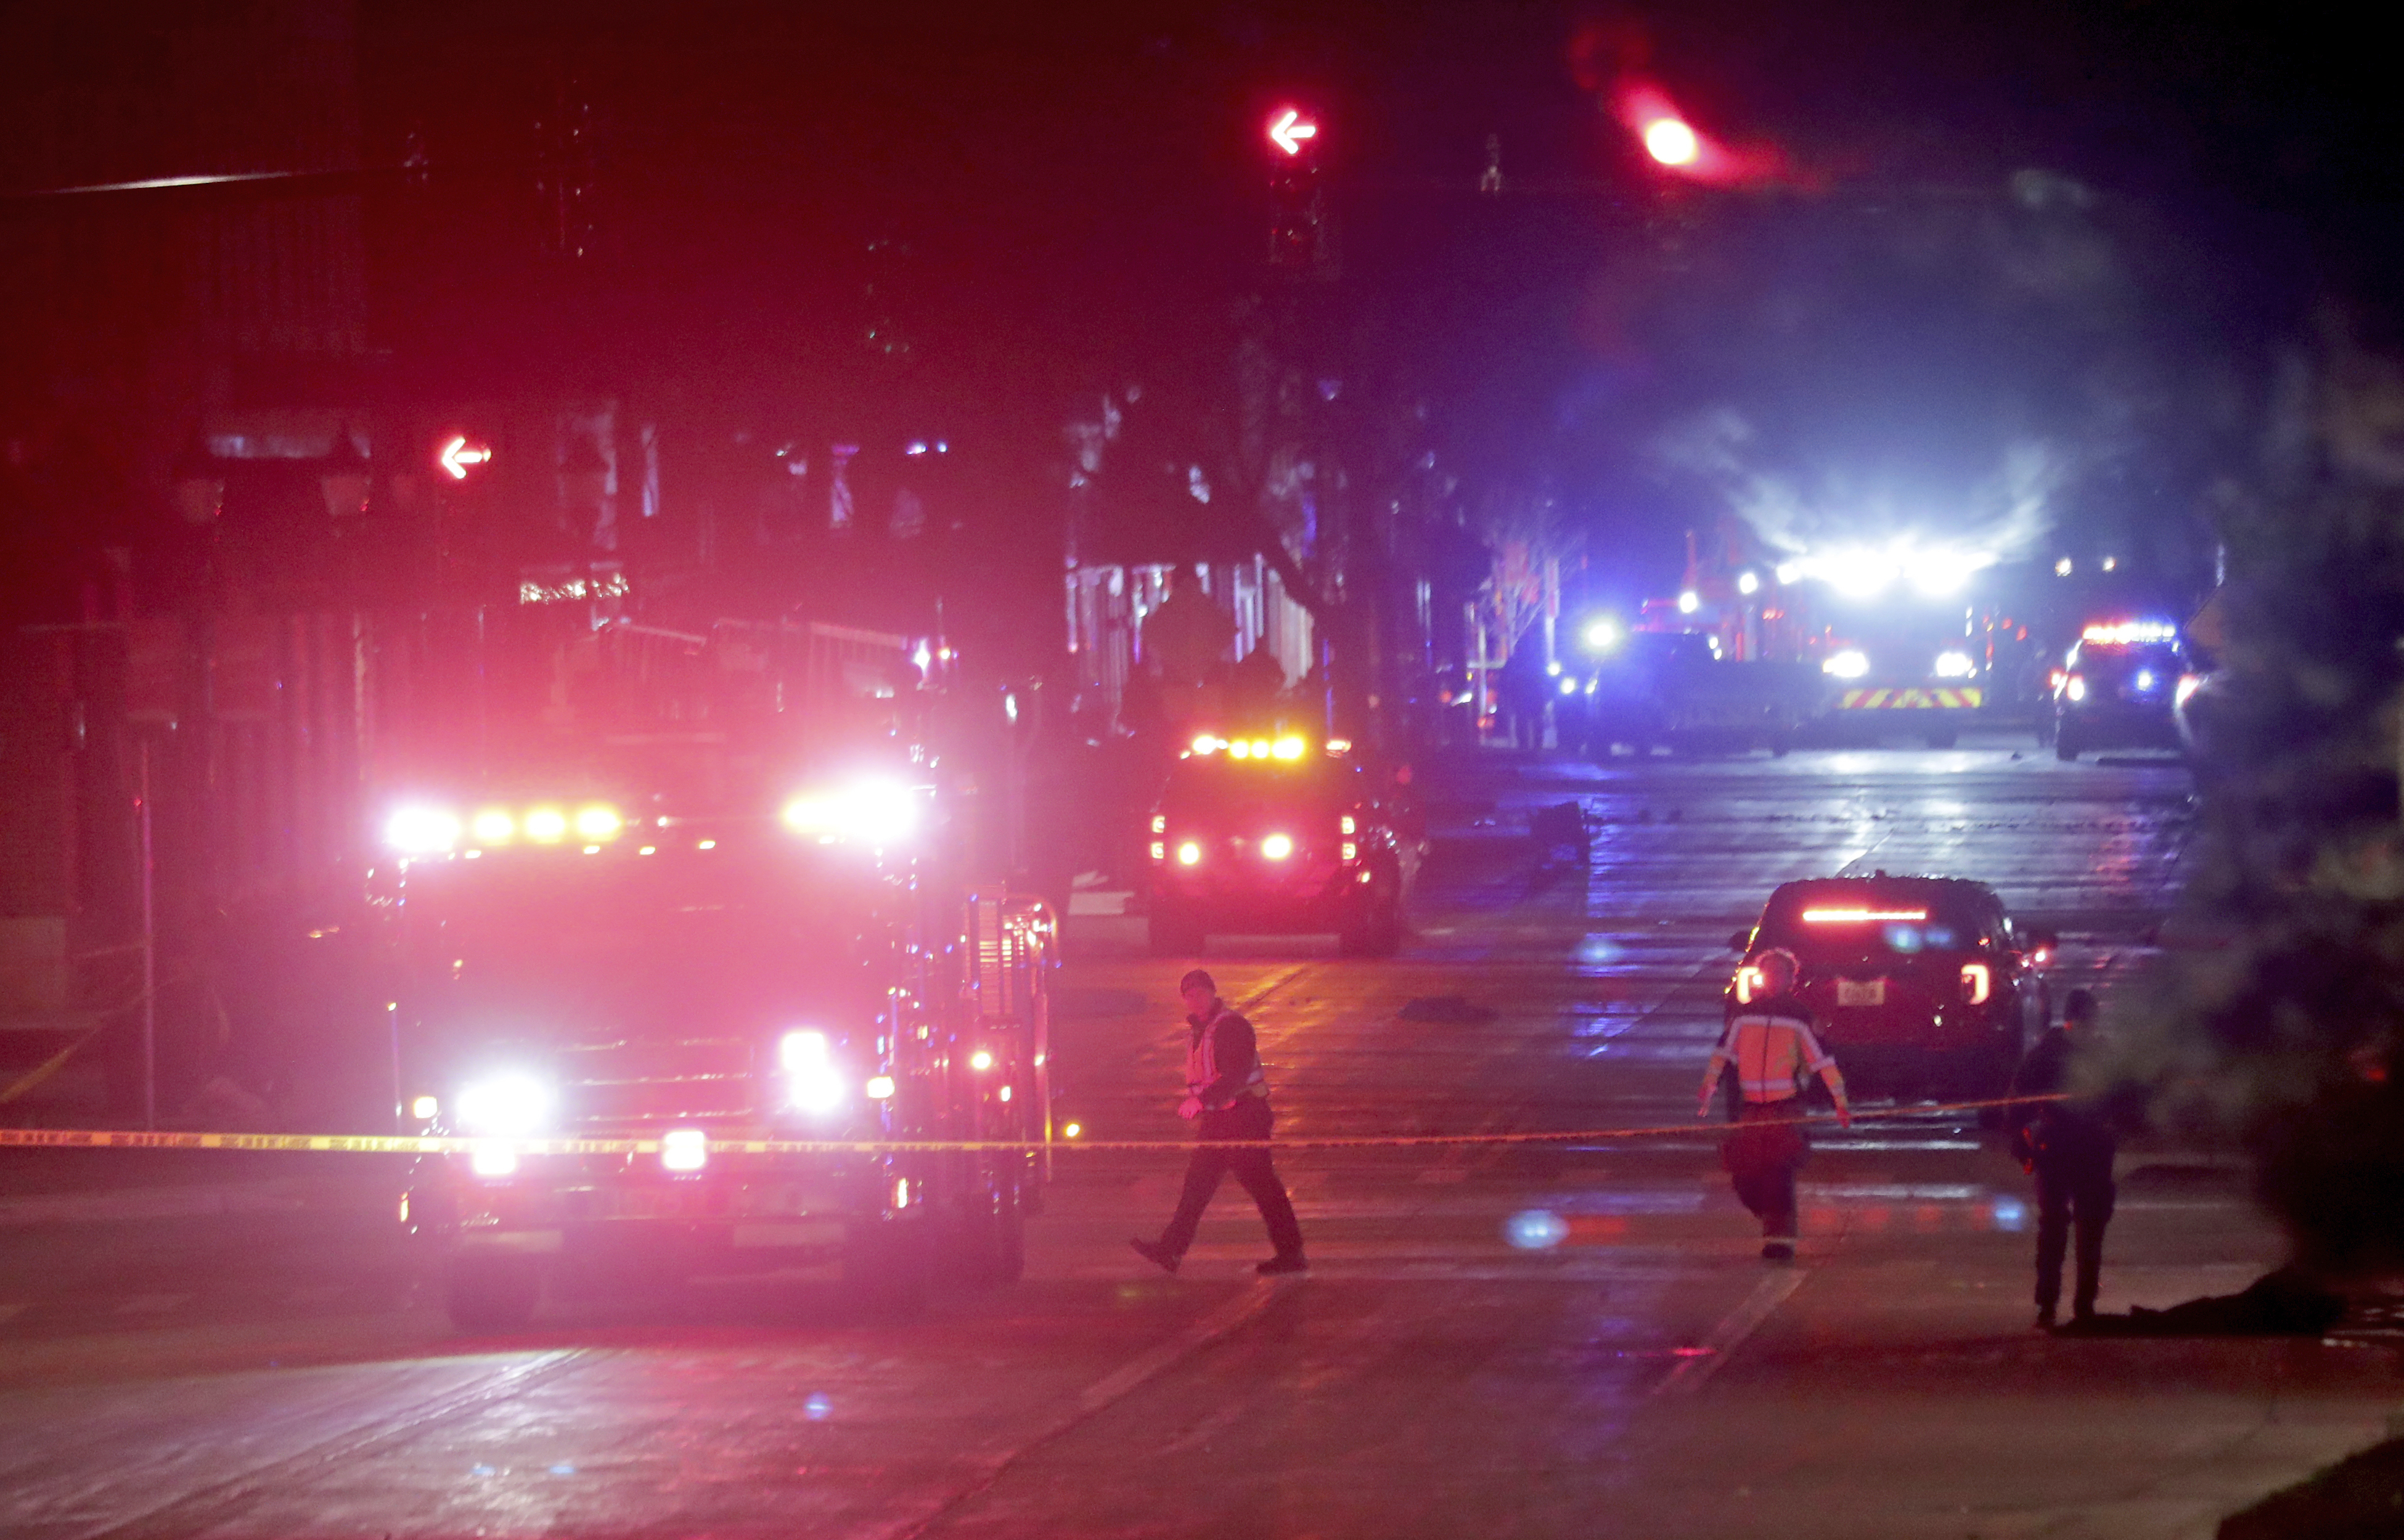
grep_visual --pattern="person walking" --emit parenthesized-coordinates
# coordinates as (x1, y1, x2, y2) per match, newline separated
(1698, 948, 1852, 1261)
(1132, 969, 1308, 1276)
(2012, 988, 2118, 1329)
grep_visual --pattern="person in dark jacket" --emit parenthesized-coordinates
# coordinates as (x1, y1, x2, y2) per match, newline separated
(2012, 988, 2117, 1329)
(1132, 969, 1307, 1276)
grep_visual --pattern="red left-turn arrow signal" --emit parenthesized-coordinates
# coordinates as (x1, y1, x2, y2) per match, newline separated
(1268, 108, 1318, 156)
(437, 434, 493, 479)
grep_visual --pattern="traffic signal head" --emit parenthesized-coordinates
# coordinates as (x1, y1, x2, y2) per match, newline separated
(1267, 107, 1318, 157)
(436, 434, 493, 480)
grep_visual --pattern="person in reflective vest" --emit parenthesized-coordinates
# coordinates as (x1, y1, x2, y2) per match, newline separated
(1698, 948, 1852, 1261)
(1132, 968, 1307, 1276)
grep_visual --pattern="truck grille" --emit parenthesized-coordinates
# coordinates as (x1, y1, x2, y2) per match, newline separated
(555, 1036, 761, 1128)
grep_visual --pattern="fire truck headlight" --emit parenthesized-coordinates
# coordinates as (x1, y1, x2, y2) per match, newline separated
(660, 1128, 708, 1173)
(1176, 841, 1203, 866)
(865, 1075, 896, 1100)
(1260, 833, 1294, 860)
(970, 1049, 995, 1071)
(470, 809, 515, 844)
(1677, 589, 1701, 614)
(780, 1029, 848, 1114)
(470, 1143, 519, 1178)
(385, 805, 462, 856)
(1934, 651, 1976, 679)
(2064, 675, 2088, 702)
(782, 778, 920, 846)
(574, 804, 623, 841)
(1823, 650, 1870, 680)
(455, 1073, 552, 1137)
(1584, 618, 1622, 652)
(523, 807, 569, 843)
(411, 1094, 440, 1121)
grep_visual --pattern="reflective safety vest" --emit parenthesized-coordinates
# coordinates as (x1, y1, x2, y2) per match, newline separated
(1707, 1011, 1844, 1106)
(1187, 1004, 1268, 1107)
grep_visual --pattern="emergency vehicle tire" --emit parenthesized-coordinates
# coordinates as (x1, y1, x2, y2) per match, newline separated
(950, 1179, 1027, 1287)
(844, 1224, 933, 1316)
(1149, 907, 1204, 957)
(444, 1257, 541, 1333)
(2054, 730, 2082, 762)
(1338, 895, 1405, 958)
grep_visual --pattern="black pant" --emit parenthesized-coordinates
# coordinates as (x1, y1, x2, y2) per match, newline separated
(1158, 1098, 1305, 1261)
(1726, 1102, 1807, 1241)
(2035, 1157, 2116, 1315)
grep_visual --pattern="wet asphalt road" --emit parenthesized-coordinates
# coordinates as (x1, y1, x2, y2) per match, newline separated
(2, 738, 2396, 1539)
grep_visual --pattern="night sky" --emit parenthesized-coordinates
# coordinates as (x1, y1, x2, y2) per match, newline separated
(8, 2, 2399, 613)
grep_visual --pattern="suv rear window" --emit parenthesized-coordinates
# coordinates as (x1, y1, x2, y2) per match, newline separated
(1756, 883, 1991, 958)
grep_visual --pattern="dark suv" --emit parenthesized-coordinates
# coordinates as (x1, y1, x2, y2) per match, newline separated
(1725, 875, 2053, 1106)
(1145, 737, 1420, 956)
(2051, 627, 2189, 761)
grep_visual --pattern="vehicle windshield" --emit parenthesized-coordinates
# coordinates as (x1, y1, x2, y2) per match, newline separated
(1755, 884, 1989, 959)
(1161, 755, 1360, 825)
(402, 843, 878, 1038)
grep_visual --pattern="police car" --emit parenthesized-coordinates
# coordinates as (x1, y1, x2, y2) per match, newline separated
(1145, 733, 1420, 956)
(1726, 875, 2054, 1106)
(2050, 620, 2190, 761)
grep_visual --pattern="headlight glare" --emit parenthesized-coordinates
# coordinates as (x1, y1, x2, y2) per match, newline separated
(1822, 650, 1870, 680)
(780, 1029, 848, 1115)
(385, 805, 462, 855)
(455, 1073, 551, 1137)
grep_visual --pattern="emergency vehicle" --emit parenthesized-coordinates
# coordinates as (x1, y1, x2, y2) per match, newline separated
(1145, 733, 1421, 956)
(377, 616, 1055, 1330)
(2046, 620, 2190, 760)
(1727, 875, 2053, 1108)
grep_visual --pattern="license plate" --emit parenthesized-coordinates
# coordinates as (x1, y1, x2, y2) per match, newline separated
(1837, 979, 1886, 1007)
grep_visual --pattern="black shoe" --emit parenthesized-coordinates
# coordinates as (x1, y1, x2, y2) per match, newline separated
(1760, 1241, 1795, 1262)
(1130, 1238, 1180, 1275)
(2035, 1303, 2058, 1331)
(1256, 1253, 1309, 1276)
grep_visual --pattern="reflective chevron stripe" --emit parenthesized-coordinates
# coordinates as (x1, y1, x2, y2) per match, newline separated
(1836, 688, 1982, 709)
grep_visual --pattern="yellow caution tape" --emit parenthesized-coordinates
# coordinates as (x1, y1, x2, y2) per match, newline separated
(0, 1096, 2056, 1157)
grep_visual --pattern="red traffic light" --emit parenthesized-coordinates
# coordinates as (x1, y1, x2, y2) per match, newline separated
(1268, 108, 1317, 156)
(436, 434, 493, 480)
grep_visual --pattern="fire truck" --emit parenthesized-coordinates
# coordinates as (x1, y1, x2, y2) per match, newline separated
(373, 606, 1055, 1330)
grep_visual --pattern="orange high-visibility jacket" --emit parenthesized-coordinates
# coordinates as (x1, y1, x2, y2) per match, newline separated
(1704, 1009, 1848, 1107)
